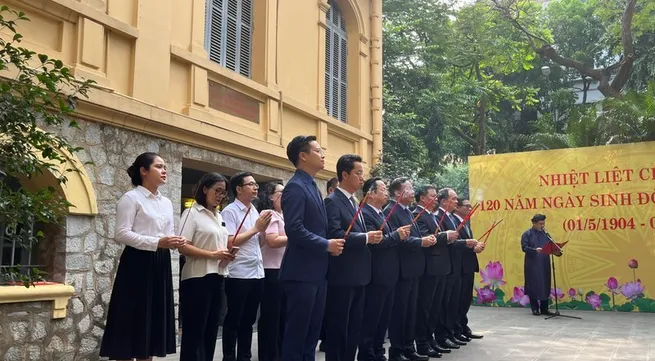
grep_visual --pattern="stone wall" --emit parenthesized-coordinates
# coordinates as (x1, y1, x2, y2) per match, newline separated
(0, 118, 294, 360)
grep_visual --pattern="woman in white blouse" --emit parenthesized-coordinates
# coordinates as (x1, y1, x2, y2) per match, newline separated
(100, 152, 187, 361)
(178, 172, 236, 361)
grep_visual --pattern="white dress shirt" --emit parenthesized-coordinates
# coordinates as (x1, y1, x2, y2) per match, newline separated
(114, 186, 175, 252)
(221, 199, 265, 279)
(179, 203, 230, 281)
(336, 187, 368, 242)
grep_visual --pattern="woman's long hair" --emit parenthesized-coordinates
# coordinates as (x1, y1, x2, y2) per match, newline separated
(257, 181, 282, 213)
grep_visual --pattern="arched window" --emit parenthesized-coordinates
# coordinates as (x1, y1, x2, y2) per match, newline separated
(325, 0, 348, 122)
(0, 176, 47, 282)
(205, 0, 253, 78)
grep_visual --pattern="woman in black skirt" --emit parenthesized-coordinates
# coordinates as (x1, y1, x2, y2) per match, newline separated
(100, 152, 187, 360)
(178, 172, 236, 361)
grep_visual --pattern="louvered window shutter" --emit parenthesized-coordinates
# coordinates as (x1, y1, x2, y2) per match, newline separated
(324, 0, 348, 122)
(205, 0, 252, 78)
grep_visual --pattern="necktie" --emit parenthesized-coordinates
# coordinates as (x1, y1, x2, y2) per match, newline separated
(448, 214, 457, 229)
(350, 196, 364, 228)
(406, 208, 417, 233)
(349, 196, 358, 212)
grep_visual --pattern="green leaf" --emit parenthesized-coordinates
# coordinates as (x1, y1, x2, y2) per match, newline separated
(573, 302, 593, 311)
(616, 302, 635, 312)
(37, 53, 47, 63)
(634, 298, 655, 313)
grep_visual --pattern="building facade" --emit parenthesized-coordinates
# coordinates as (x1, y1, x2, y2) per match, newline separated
(0, 0, 383, 359)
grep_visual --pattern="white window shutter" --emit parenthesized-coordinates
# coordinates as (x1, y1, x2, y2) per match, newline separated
(205, 0, 252, 78)
(324, 0, 348, 122)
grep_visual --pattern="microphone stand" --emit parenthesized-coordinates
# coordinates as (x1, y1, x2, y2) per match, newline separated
(543, 230, 581, 321)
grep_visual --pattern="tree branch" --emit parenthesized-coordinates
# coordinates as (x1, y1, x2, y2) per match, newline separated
(451, 126, 478, 148)
(610, 0, 636, 93)
(537, 45, 603, 79)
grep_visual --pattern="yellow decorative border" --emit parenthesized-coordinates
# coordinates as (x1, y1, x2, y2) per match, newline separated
(0, 284, 75, 319)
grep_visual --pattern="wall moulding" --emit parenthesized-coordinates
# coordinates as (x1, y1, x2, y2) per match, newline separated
(170, 44, 374, 142)
(16, 0, 138, 39)
(0, 284, 75, 319)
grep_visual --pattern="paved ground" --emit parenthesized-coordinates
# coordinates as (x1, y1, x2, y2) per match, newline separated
(159, 307, 655, 360)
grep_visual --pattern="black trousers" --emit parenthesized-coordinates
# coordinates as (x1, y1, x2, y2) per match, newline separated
(530, 297, 550, 313)
(389, 277, 419, 354)
(258, 269, 286, 361)
(326, 285, 366, 361)
(358, 284, 394, 361)
(431, 275, 450, 342)
(441, 275, 462, 337)
(458, 273, 475, 335)
(223, 278, 264, 361)
(180, 273, 224, 361)
(417, 274, 446, 347)
(282, 280, 327, 361)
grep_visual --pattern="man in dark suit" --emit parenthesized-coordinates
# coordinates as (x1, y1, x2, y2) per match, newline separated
(434, 188, 478, 349)
(358, 178, 410, 361)
(385, 178, 435, 361)
(324, 154, 384, 361)
(452, 198, 485, 340)
(412, 185, 457, 358)
(280, 135, 345, 361)
(319, 176, 339, 353)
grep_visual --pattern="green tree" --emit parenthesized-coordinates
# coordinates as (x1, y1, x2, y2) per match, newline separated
(0, 7, 94, 285)
(490, 0, 653, 98)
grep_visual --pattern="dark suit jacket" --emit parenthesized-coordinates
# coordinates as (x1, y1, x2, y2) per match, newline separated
(454, 217, 480, 274)
(413, 206, 451, 276)
(280, 169, 329, 283)
(362, 204, 401, 286)
(435, 208, 469, 277)
(324, 189, 371, 287)
(384, 201, 424, 279)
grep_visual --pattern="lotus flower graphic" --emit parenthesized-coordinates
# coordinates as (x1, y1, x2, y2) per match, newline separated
(621, 281, 645, 301)
(605, 276, 620, 307)
(628, 259, 638, 282)
(586, 293, 601, 309)
(476, 286, 497, 304)
(510, 286, 530, 307)
(550, 288, 564, 300)
(480, 261, 506, 289)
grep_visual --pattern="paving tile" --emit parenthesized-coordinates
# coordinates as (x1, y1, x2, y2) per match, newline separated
(156, 307, 655, 361)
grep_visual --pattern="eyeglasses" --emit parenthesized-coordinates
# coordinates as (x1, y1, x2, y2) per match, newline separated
(310, 148, 325, 156)
(211, 187, 227, 196)
(241, 182, 259, 189)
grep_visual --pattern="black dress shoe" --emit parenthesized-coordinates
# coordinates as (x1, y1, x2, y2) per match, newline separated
(532, 310, 541, 316)
(465, 332, 483, 339)
(389, 348, 409, 361)
(403, 351, 429, 361)
(455, 334, 471, 342)
(448, 337, 466, 346)
(439, 339, 460, 349)
(389, 355, 409, 361)
(417, 346, 442, 358)
(542, 310, 557, 316)
(429, 340, 451, 353)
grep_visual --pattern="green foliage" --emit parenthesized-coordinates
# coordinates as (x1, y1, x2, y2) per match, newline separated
(0, 6, 94, 286)
(433, 163, 468, 199)
(494, 288, 506, 307)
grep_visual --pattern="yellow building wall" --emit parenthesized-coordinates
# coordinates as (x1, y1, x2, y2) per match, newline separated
(2, 0, 383, 180)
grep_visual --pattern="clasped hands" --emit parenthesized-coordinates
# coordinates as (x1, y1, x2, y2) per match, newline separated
(328, 229, 388, 256)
